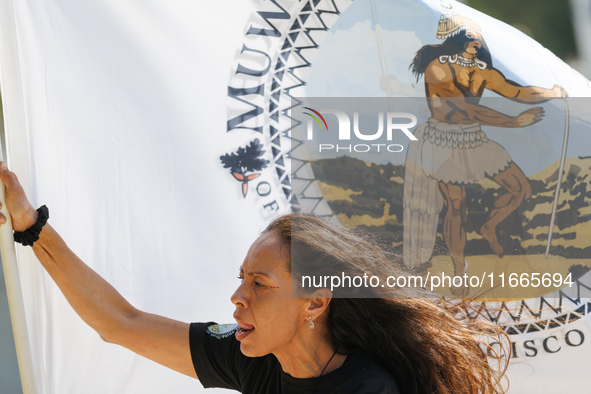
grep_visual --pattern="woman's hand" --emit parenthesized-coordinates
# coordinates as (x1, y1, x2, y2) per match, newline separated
(0, 162, 38, 231)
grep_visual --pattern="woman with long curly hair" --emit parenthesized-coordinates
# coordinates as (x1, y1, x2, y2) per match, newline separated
(263, 213, 509, 393)
(0, 162, 508, 393)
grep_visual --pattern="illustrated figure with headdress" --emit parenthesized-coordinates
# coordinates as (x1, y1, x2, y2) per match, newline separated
(403, 11, 566, 296)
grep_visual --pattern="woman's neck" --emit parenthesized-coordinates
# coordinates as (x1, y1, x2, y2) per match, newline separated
(274, 334, 347, 379)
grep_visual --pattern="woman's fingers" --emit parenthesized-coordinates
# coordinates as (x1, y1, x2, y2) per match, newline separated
(0, 202, 6, 225)
(0, 162, 17, 191)
(0, 173, 8, 226)
(0, 161, 38, 231)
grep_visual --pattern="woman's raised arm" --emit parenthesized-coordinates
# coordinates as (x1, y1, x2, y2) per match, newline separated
(0, 162, 197, 379)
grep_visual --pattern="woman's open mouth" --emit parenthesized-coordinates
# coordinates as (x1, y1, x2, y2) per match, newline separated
(235, 324, 254, 340)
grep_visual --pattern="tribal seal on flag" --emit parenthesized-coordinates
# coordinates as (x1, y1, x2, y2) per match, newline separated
(243, 0, 591, 393)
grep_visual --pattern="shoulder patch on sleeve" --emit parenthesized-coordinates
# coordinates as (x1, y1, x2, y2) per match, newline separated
(206, 323, 239, 339)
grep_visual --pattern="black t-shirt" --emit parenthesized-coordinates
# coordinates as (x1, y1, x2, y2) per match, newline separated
(190, 322, 401, 394)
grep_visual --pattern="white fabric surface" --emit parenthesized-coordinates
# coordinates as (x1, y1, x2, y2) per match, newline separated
(0, 1, 276, 393)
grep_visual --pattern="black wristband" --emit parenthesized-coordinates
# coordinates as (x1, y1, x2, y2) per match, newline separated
(14, 205, 49, 246)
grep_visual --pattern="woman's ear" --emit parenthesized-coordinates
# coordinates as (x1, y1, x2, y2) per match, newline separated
(307, 288, 332, 319)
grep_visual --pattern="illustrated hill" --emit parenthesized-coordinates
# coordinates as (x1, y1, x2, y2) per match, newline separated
(310, 156, 591, 259)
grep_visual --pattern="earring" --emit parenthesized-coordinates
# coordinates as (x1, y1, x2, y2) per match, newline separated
(308, 315, 315, 329)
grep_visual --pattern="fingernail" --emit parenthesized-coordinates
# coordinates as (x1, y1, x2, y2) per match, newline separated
(0, 162, 6, 171)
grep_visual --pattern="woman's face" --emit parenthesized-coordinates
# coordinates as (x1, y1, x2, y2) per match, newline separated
(231, 232, 308, 357)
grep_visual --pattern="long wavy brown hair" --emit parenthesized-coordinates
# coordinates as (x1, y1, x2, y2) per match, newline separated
(263, 213, 510, 394)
